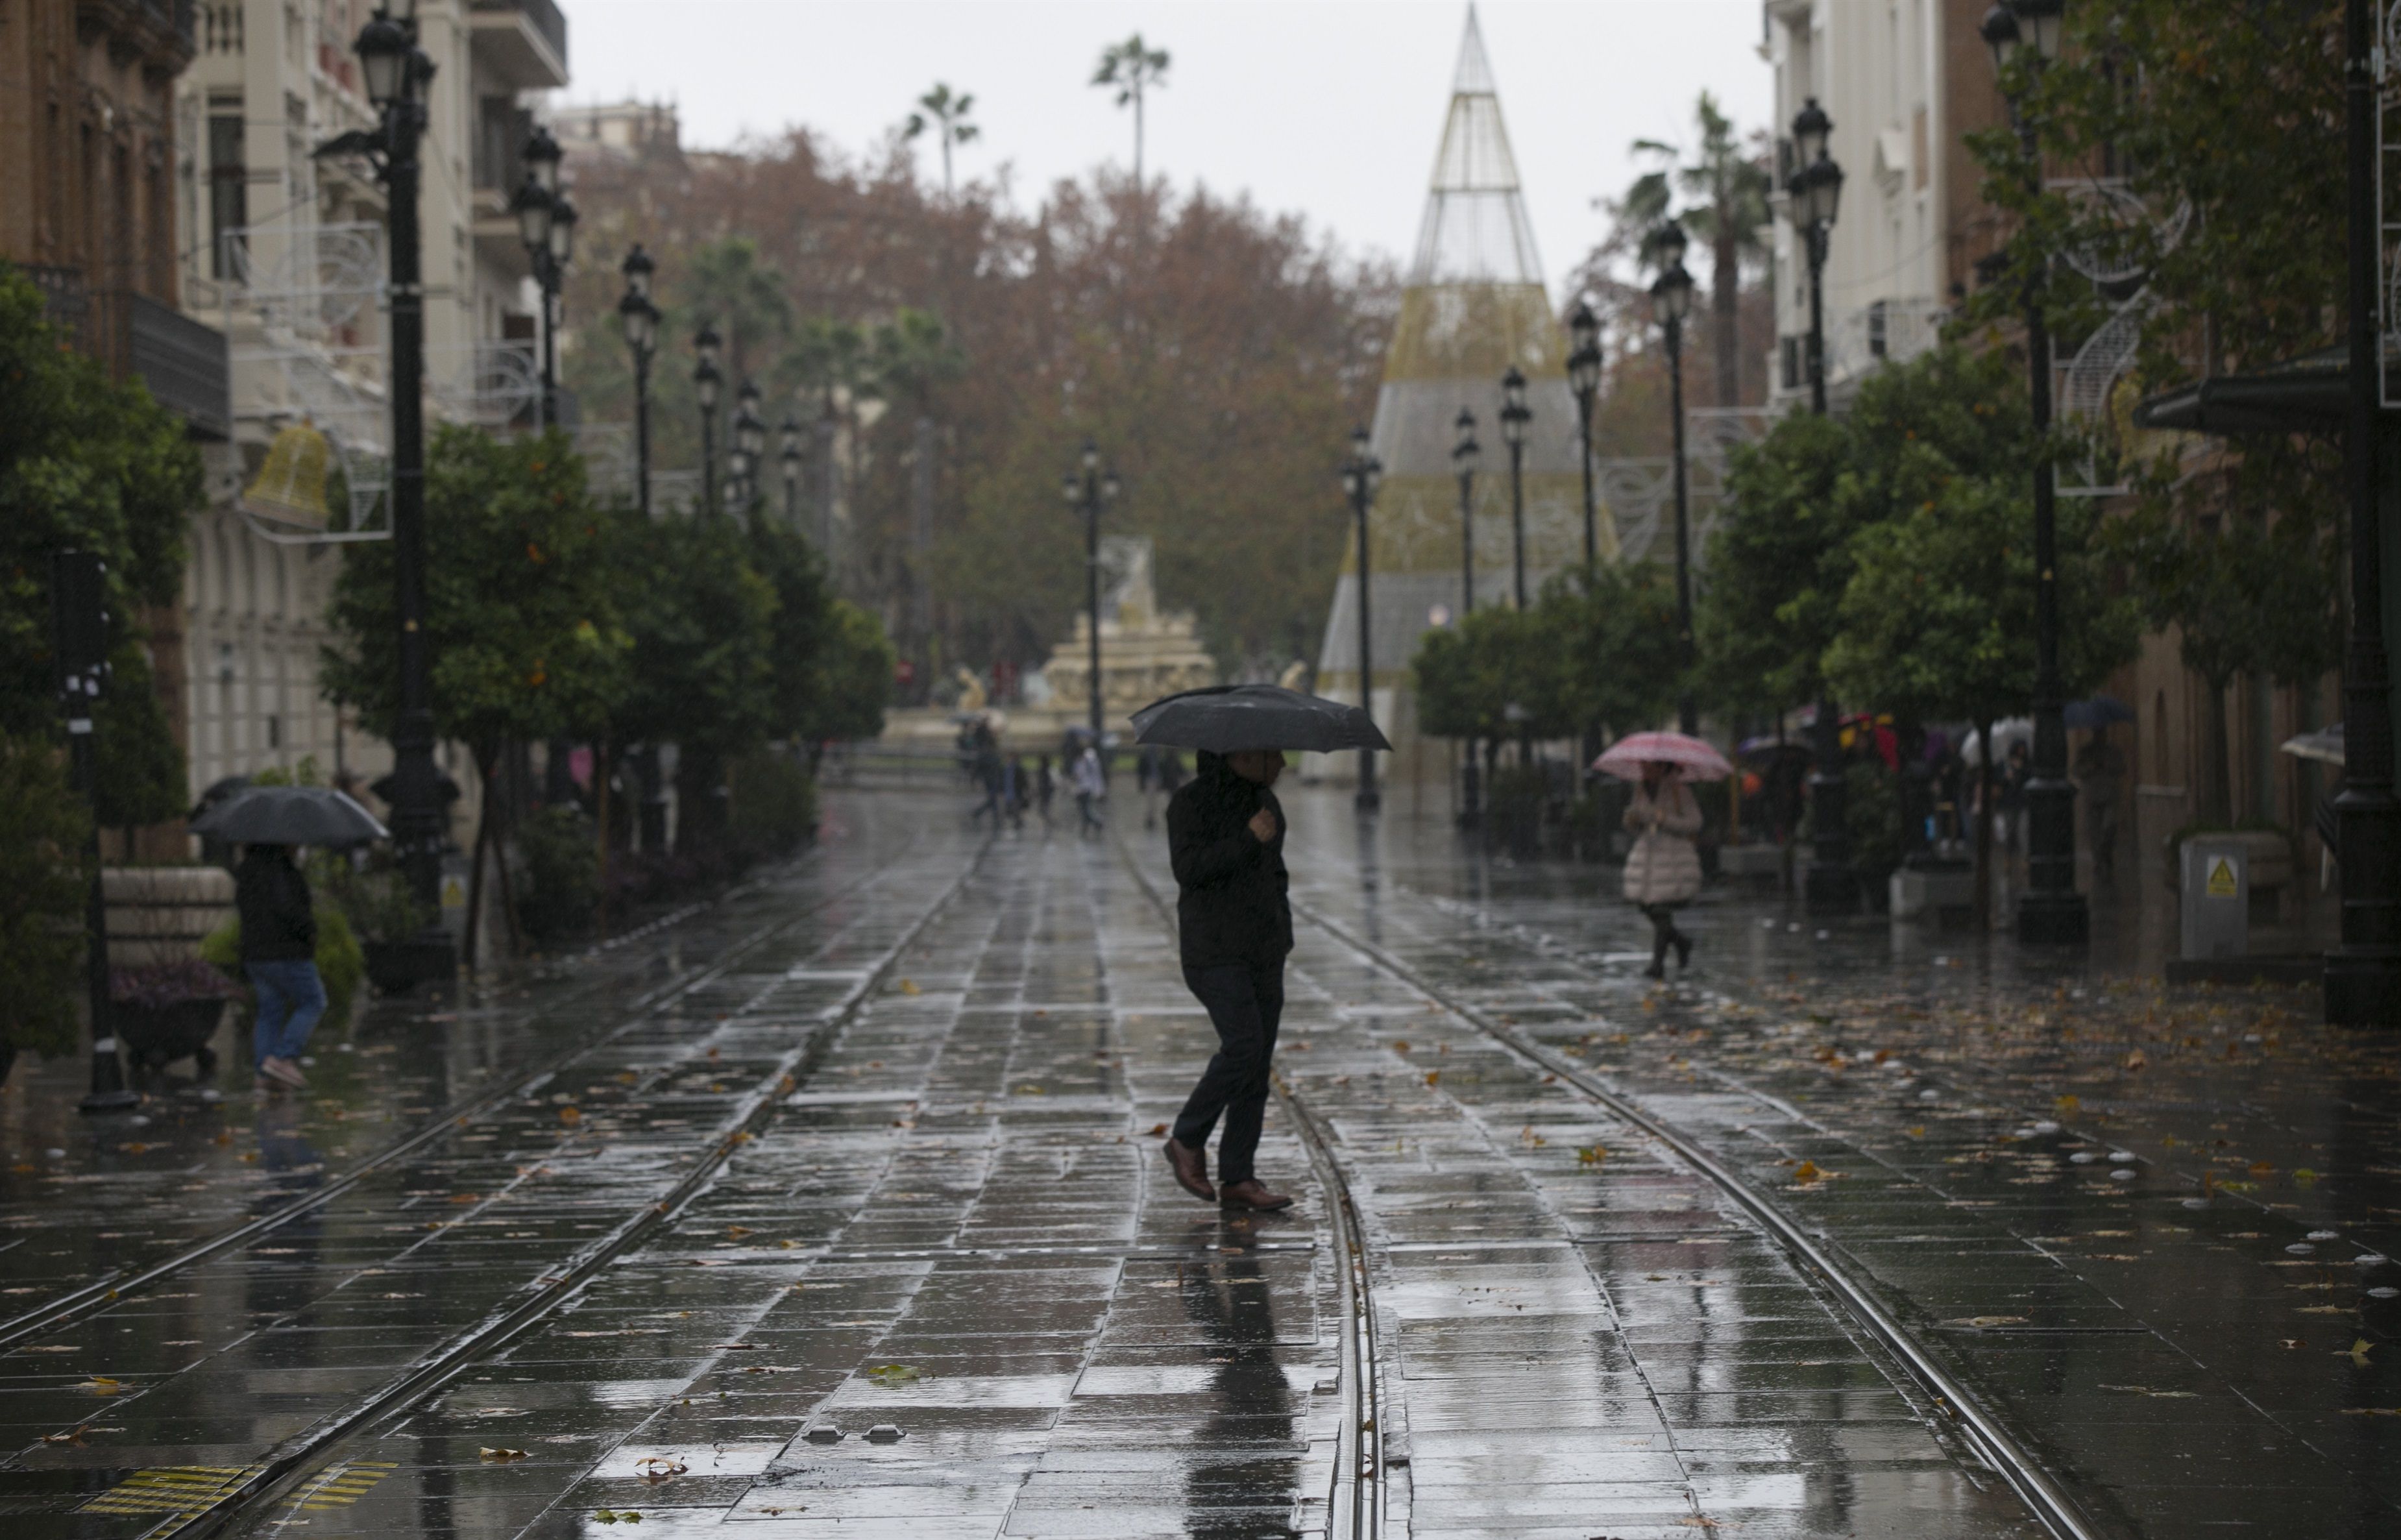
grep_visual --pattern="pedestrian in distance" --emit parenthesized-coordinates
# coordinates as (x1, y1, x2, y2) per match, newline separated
(1036, 755, 1056, 828)
(968, 733, 1005, 826)
(2074, 727, 2125, 883)
(1163, 748, 1297, 1212)
(1072, 742, 1106, 834)
(1624, 760, 1703, 981)
(234, 842, 323, 1092)
(1158, 748, 1189, 800)
(1003, 755, 1029, 831)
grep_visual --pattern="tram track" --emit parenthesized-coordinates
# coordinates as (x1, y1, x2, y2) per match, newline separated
(1287, 890, 2104, 1540)
(0, 833, 921, 1357)
(124, 831, 994, 1540)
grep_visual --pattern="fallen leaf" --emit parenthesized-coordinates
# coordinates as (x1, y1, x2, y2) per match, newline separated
(559, 1106, 581, 1125)
(1792, 1160, 1823, 1185)
(867, 1363, 922, 1386)
(479, 1447, 529, 1461)
(897, 979, 921, 996)
(1391, 1040, 1411, 1053)
(635, 1457, 685, 1484)
(1423, 1071, 1439, 1087)
(2345, 1338, 2374, 1367)
(726, 1226, 754, 1240)
(1576, 1147, 1606, 1166)
(2280, 1339, 2305, 1350)
(2249, 1160, 2275, 1177)
(1148, 1123, 1167, 1137)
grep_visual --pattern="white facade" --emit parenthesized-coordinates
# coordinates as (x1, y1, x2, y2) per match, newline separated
(1763, 0, 2001, 410)
(174, 0, 567, 797)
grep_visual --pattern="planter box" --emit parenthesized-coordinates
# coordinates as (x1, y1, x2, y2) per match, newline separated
(114, 997, 225, 1079)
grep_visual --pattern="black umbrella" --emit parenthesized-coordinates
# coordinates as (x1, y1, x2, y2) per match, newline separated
(2064, 694, 2135, 731)
(188, 774, 252, 822)
(189, 786, 389, 848)
(1130, 684, 1392, 755)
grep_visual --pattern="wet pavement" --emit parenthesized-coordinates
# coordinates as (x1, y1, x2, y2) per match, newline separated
(0, 785, 2389, 1537)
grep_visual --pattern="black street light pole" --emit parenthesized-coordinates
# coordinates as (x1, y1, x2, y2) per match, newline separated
(51, 552, 136, 1111)
(1453, 408, 1483, 827)
(1984, 1, 2087, 945)
(1788, 95, 1854, 912)
(734, 380, 765, 520)
(1500, 366, 1531, 609)
(2332, 0, 2401, 1023)
(1651, 224, 1700, 736)
(618, 247, 657, 517)
(1568, 302, 1603, 572)
(781, 415, 805, 528)
(514, 124, 568, 427)
(352, 3, 452, 977)
(694, 325, 722, 517)
(1063, 441, 1120, 746)
(1343, 425, 1385, 811)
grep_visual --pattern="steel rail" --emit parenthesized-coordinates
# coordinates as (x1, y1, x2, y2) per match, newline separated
(151, 833, 993, 1540)
(1, 828, 914, 1354)
(1288, 893, 2104, 1540)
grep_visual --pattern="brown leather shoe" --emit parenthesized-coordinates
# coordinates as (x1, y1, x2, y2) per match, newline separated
(1217, 1179, 1293, 1212)
(1164, 1137, 1215, 1203)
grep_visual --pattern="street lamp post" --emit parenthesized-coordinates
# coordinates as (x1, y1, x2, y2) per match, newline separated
(2331, 0, 2401, 1022)
(1342, 426, 1385, 811)
(351, 3, 453, 979)
(1983, 1, 2086, 945)
(1651, 223, 1699, 735)
(1567, 302, 1603, 572)
(514, 125, 569, 427)
(734, 381, 765, 518)
(1788, 95, 1854, 912)
(1062, 441, 1121, 745)
(1499, 365, 1531, 610)
(693, 325, 721, 517)
(780, 415, 805, 528)
(617, 246, 657, 517)
(1452, 408, 1483, 827)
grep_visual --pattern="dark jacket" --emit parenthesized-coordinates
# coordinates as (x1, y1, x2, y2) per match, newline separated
(1167, 753, 1291, 968)
(235, 848, 317, 964)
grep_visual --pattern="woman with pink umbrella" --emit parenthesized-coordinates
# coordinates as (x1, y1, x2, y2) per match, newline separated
(1594, 731, 1733, 981)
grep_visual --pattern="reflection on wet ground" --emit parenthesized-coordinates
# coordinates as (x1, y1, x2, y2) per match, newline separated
(1282, 787, 2400, 1537)
(8, 785, 2379, 1536)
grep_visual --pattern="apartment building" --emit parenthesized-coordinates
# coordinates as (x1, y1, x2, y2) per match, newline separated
(173, 0, 568, 803)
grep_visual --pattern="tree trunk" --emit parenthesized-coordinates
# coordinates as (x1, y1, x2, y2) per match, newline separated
(1973, 718, 1995, 932)
(1712, 229, 1742, 410)
(2202, 676, 2234, 825)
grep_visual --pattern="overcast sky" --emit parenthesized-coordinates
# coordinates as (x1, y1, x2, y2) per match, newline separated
(559, 1, 1775, 298)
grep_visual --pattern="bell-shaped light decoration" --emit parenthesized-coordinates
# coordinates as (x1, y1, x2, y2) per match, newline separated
(244, 419, 335, 528)
(1792, 97, 1832, 165)
(1980, 3, 2022, 71)
(2014, 0, 2065, 62)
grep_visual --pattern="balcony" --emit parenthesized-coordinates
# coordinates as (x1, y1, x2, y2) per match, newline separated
(29, 265, 230, 440)
(469, 0, 568, 92)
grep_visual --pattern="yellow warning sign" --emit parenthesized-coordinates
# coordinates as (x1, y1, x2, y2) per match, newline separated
(441, 875, 467, 909)
(2206, 858, 2238, 898)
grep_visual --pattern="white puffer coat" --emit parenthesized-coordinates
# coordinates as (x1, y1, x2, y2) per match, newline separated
(1622, 779, 1703, 906)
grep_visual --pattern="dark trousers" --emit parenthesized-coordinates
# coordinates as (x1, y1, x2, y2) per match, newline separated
(1171, 959, 1285, 1187)
(1640, 904, 1689, 972)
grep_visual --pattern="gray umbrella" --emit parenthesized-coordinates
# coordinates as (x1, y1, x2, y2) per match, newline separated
(1130, 684, 1393, 754)
(189, 785, 389, 847)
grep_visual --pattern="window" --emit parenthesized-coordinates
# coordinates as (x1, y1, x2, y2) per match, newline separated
(1780, 336, 1801, 391)
(208, 111, 247, 280)
(1868, 300, 1890, 360)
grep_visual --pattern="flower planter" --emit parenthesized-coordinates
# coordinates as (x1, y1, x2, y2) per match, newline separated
(114, 997, 225, 1080)
(365, 936, 456, 995)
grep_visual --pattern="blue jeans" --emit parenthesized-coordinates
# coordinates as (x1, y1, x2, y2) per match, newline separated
(247, 960, 326, 1068)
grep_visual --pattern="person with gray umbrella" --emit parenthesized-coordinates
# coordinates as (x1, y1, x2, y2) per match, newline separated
(1136, 685, 1388, 1213)
(193, 787, 388, 1090)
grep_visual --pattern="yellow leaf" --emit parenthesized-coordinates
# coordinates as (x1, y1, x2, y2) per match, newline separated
(1576, 1146, 1606, 1166)
(2054, 1095, 2079, 1114)
(2346, 1339, 2374, 1366)
(1792, 1160, 1823, 1185)
(897, 979, 921, 996)
(1424, 1071, 1440, 1087)
(559, 1106, 581, 1125)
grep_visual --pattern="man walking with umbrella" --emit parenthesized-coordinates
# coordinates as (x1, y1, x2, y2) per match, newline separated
(1134, 684, 1389, 1214)
(1162, 747, 1296, 1212)
(235, 843, 322, 1090)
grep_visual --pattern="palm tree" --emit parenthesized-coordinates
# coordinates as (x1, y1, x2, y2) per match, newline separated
(1628, 92, 1772, 409)
(1091, 33, 1169, 187)
(685, 236, 794, 389)
(904, 83, 979, 199)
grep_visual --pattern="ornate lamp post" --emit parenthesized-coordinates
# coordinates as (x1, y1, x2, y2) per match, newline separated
(780, 415, 805, 528)
(1651, 223, 1699, 735)
(1982, 0, 2085, 944)
(1567, 302, 1603, 571)
(1452, 407, 1482, 825)
(1787, 95, 1853, 911)
(1499, 365, 1531, 609)
(693, 324, 722, 517)
(514, 124, 570, 426)
(617, 247, 657, 517)
(349, 2, 453, 979)
(733, 380, 765, 516)
(1062, 441, 1121, 744)
(1341, 425, 1385, 811)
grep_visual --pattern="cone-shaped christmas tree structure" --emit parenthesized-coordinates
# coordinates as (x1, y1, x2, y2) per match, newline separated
(1315, 7, 1602, 787)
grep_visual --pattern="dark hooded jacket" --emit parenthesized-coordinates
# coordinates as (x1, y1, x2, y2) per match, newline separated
(1166, 752, 1291, 968)
(234, 846, 317, 963)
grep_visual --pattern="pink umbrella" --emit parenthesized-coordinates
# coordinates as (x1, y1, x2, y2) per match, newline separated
(1593, 731, 1733, 783)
